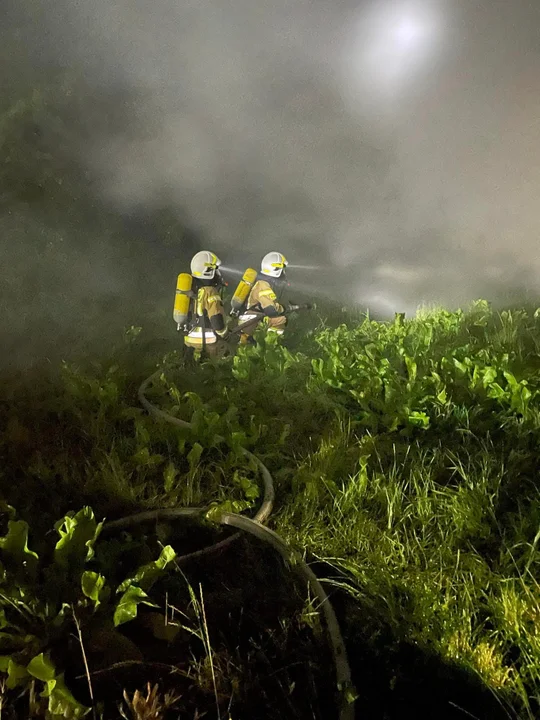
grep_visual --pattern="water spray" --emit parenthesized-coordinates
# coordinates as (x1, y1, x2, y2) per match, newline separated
(220, 265, 244, 276)
(286, 264, 323, 271)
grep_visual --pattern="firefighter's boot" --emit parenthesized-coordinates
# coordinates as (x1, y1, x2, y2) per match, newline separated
(240, 333, 256, 346)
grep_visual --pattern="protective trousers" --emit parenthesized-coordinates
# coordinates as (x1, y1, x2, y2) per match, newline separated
(239, 315, 287, 344)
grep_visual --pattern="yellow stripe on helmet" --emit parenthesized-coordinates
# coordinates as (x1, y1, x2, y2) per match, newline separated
(271, 253, 287, 268)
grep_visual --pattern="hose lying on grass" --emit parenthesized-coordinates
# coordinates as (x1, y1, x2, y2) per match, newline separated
(103, 364, 355, 720)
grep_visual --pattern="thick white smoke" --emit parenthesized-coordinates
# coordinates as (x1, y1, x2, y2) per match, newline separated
(7, 0, 540, 315)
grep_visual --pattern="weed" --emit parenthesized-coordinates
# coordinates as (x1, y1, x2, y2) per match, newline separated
(1, 302, 540, 717)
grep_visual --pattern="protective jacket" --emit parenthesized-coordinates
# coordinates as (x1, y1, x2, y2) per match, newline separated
(239, 278, 287, 336)
(184, 283, 228, 348)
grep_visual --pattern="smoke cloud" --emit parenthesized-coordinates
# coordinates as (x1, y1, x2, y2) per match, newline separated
(3, 0, 540, 323)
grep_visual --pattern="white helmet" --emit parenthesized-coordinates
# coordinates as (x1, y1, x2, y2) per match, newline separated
(190, 250, 221, 280)
(261, 251, 288, 278)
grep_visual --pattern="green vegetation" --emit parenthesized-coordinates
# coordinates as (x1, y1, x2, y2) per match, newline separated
(1, 301, 539, 718)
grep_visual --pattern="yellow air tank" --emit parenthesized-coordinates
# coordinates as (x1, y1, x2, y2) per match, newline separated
(173, 273, 193, 329)
(230, 267, 257, 315)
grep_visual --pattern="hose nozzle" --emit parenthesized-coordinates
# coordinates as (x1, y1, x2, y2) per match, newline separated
(287, 302, 315, 313)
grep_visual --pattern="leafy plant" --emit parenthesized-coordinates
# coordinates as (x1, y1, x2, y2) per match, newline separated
(0, 506, 181, 717)
(3, 302, 540, 717)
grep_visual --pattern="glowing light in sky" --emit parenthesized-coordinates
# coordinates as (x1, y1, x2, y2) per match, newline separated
(342, 0, 442, 99)
(394, 17, 427, 48)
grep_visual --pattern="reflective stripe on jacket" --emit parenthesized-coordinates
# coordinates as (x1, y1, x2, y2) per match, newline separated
(185, 326, 218, 345)
(246, 280, 284, 314)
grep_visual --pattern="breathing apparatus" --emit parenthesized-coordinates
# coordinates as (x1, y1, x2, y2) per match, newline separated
(173, 250, 225, 331)
(230, 267, 258, 317)
(173, 272, 195, 331)
(230, 251, 289, 317)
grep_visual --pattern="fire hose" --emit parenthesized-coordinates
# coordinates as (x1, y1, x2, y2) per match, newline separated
(103, 356, 355, 720)
(228, 303, 315, 337)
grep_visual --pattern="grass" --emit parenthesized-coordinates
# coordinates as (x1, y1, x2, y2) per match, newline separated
(0, 300, 539, 718)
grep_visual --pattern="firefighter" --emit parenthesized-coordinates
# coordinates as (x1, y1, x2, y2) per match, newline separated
(183, 250, 229, 359)
(238, 251, 288, 345)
